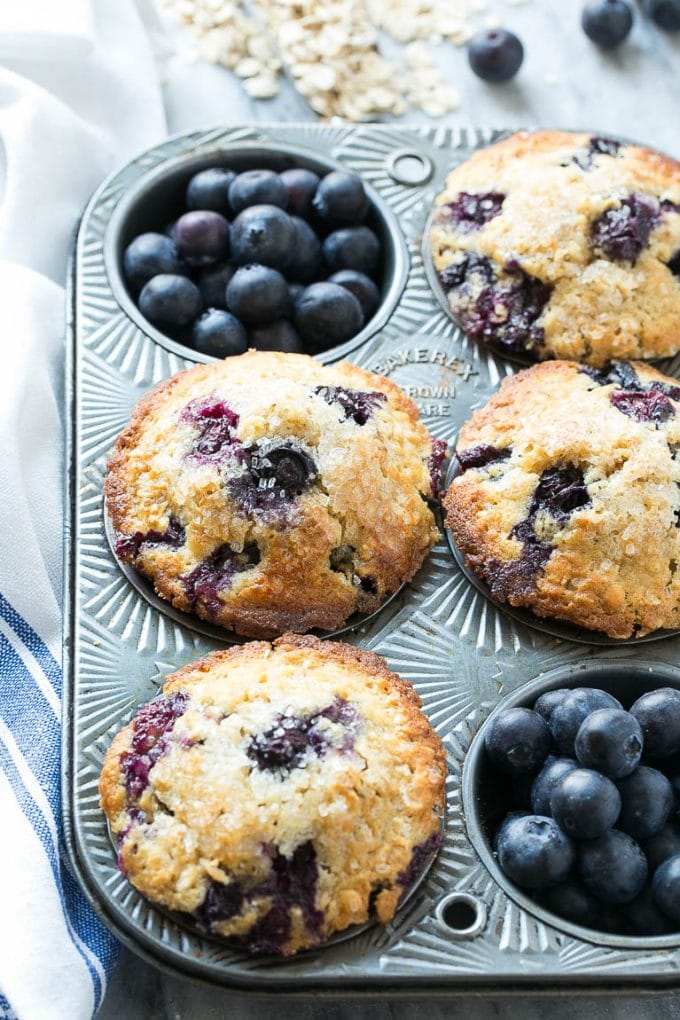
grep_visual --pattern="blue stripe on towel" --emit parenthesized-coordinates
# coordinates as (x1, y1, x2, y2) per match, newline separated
(0, 594, 118, 1014)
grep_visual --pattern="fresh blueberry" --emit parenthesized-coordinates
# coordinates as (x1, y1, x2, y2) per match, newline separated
(312, 171, 369, 225)
(574, 709, 643, 779)
(533, 689, 571, 723)
(248, 320, 305, 353)
(294, 282, 364, 353)
(288, 282, 305, 306)
(549, 688, 622, 755)
(492, 811, 530, 853)
(624, 884, 675, 935)
(323, 226, 381, 275)
(579, 829, 647, 903)
(186, 167, 235, 215)
(530, 756, 579, 815)
(172, 210, 231, 267)
(228, 169, 288, 214)
(230, 205, 296, 270)
(123, 233, 186, 291)
(138, 274, 202, 329)
(642, 0, 680, 29)
(197, 262, 235, 309)
(496, 814, 575, 889)
(630, 688, 680, 758)
(652, 854, 680, 922)
(539, 879, 602, 928)
(582, 0, 633, 47)
(226, 265, 290, 325)
(550, 768, 621, 840)
(328, 269, 380, 321)
(642, 823, 680, 872)
(191, 309, 248, 358)
(617, 766, 673, 840)
(279, 168, 320, 218)
(468, 28, 524, 82)
(288, 217, 323, 283)
(484, 707, 551, 774)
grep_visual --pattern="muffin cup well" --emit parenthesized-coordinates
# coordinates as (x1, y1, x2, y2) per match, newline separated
(104, 142, 409, 365)
(462, 659, 680, 950)
(443, 457, 680, 647)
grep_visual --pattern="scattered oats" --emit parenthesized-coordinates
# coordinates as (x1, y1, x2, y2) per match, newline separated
(156, 0, 282, 96)
(484, 14, 503, 28)
(234, 56, 262, 78)
(243, 73, 279, 98)
(155, 0, 530, 121)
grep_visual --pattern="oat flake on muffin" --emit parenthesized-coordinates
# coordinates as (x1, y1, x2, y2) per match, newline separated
(99, 635, 447, 956)
(430, 130, 680, 366)
(105, 351, 445, 639)
(444, 360, 680, 638)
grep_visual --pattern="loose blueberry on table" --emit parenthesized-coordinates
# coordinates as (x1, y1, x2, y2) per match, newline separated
(467, 28, 524, 82)
(485, 683, 680, 935)
(581, 0, 634, 48)
(122, 165, 383, 358)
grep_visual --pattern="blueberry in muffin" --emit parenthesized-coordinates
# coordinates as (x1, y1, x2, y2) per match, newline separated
(99, 635, 446, 956)
(444, 360, 680, 638)
(430, 130, 680, 366)
(105, 351, 445, 638)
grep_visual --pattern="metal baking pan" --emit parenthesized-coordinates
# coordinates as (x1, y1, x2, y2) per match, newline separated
(63, 122, 680, 992)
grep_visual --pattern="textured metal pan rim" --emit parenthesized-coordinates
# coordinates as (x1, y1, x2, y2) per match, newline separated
(103, 140, 409, 366)
(463, 658, 680, 951)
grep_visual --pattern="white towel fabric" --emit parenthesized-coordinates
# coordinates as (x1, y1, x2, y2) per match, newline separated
(0, 2, 166, 1017)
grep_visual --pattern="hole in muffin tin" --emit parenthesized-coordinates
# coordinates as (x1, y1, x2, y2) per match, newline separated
(443, 458, 680, 646)
(462, 660, 680, 950)
(102, 508, 406, 644)
(435, 893, 486, 940)
(385, 149, 434, 186)
(104, 141, 409, 365)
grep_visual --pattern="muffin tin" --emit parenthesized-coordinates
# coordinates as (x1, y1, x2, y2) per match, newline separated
(64, 123, 680, 992)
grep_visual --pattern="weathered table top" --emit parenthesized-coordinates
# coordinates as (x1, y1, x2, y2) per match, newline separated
(100, 1, 680, 1014)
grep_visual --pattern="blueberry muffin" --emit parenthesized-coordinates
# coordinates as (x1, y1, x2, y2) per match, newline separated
(99, 635, 446, 956)
(105, 351, 445, 638)
(430, 130, 680, 366)
(444, 360, 680, 638)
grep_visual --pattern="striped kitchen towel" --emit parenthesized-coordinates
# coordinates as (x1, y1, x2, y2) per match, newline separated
(0, 0, 166, 1015)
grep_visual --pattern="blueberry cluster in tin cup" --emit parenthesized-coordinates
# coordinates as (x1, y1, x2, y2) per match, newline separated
(122, 165, 382, 358)
(485, 685, 680, 936)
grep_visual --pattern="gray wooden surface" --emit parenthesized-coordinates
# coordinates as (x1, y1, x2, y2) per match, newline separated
(101, 0, 680, 1015)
